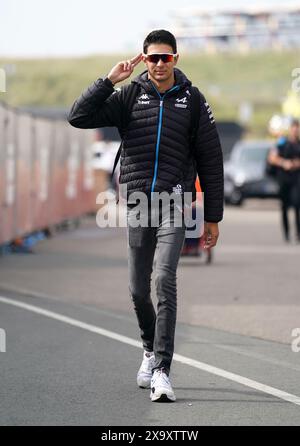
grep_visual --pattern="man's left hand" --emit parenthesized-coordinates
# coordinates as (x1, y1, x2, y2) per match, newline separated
(201, 222, 219, 249)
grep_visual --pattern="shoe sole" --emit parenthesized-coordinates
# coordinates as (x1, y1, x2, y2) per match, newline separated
(138, 384, 150, 389)
(151, 392, 176, 402)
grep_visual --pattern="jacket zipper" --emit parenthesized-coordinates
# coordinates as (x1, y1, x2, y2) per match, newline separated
(150, 84, 179, 198)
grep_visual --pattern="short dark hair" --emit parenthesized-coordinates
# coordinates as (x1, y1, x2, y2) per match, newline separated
(143, 30, 177, 54)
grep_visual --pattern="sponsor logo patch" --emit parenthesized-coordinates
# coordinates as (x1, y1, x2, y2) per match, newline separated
(137, 93, 150, 105)
(176, 96, 188, 104)
(173, 184, 183, 195)
(204, 101, 215, 123)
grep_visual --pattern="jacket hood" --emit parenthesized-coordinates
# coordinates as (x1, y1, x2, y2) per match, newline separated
(132, 68, 191, 93)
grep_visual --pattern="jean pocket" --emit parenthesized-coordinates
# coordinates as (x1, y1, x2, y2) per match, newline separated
(128, 226, 144, 248)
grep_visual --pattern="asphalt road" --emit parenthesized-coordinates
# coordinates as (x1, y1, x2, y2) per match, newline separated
(0, 200, 300, 425)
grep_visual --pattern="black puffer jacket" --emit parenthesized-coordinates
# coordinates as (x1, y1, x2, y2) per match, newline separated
(68, 68, 224, 222)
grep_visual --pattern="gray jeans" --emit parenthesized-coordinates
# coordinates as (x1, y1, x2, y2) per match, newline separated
(126, 202, 186, 373)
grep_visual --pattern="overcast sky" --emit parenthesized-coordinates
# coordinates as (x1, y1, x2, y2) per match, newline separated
(0, 0, 298, 57)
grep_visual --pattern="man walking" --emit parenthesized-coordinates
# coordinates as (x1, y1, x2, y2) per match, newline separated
(268, 119, 300, 242)
(68, 30, 224, 402)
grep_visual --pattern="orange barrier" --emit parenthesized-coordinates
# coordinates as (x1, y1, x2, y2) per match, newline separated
(0, 102, 96, 245)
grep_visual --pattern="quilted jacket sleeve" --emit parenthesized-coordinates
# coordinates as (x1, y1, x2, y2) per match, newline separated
(68, 77, 123, 129)
(194, 95, 224, 223)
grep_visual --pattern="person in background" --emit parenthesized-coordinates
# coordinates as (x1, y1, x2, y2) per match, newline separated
(268, 119, 300, 242)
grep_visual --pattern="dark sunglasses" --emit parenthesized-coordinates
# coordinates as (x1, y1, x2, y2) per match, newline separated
(144, 53, 177, 63)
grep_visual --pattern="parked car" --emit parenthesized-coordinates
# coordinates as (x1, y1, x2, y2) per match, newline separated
(224, 140, 279, 205)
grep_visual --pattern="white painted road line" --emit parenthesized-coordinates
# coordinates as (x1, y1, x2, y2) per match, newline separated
(2, 283, 299, 373)
(1, 295, 300, 407)
(0, 296, 141, 349)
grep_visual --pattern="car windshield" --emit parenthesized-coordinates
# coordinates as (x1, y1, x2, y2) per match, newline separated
(233, 147, 269, 166)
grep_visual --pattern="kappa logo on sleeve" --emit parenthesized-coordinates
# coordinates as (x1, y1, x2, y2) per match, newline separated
(204, 101, 215, 124)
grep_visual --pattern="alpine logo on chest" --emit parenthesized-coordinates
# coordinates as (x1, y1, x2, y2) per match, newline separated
(175, 96, 188, 108)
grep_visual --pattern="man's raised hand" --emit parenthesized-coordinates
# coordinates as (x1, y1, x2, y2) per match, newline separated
(107, 53, 143, 85)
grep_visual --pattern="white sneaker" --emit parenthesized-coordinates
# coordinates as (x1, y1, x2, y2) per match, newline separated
(150, 368, 176, 402)
(137, 351, 155, 389)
